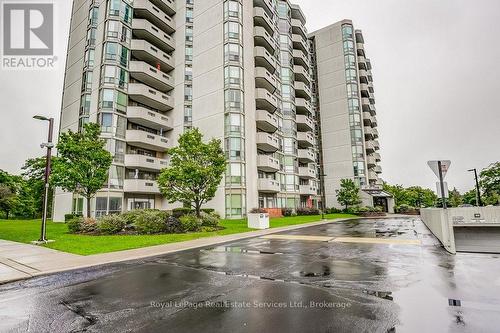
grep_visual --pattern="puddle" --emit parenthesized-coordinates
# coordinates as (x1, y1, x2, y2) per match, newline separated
(203, 247, 284, 255)
(362, 289, 394, 301)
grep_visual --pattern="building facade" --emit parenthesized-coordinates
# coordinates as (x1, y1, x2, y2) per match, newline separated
(309, 20, 384, 208)
(53, 0, 383, 221)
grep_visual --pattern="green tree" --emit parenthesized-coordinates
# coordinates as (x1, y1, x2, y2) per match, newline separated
(480, 162, 500, 205)
(463, 189, 478, 206)
(158, 128, 226, 217)
(22, 156, 56, 218)
(0, 184, 16, 219)
(383, 183, 409, 206)
(52, 123, 113, 218)
(336, 178, 361, 210)
(448, 187, 463, 207)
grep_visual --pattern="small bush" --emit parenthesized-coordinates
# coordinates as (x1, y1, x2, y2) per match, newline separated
(134, 210, 168, 234)
(172, 207, 193, 218)
(180, 214, 202, 232)
(165, 215, 183, 233)
(67, 217, 83, 233)
(97, 214, 126, 235)
(65, 213, 82, 223)
(80, 218, 98, 233)
(121, 210, 147, 225)
(296, 207, 320, 216)
(200, 212, 219, 228)
(343, 206, 360, 214)
(327, 207, 343, 214)
(281, 208, 294, 217)
(201, 208, 215, 214)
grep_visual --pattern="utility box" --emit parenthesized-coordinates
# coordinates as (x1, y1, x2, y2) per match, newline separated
(248, 213, 270, 229)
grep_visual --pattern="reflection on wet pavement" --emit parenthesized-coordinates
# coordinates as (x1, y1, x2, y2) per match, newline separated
(0, 217, 499, 332)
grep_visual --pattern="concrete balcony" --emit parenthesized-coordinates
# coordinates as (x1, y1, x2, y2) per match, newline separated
(131, 39, 174, 72)
(291, 18, 307, 39)
(361, 97, 370, 107)
(299, 167, 316, 179)
(254, 26, 277, 54)
(123, 179, 160, 194)
(129, 60, 174, 92)
(298, 149, 315, 163)
(254, 46, 277, 74)
(374, 140, 380, 150)
(356, 42, 364, 52)
(360, 83, 369, 95)
(292, 34, 308, 54)
(294, 81, 312, 100)
(255, 88, 278, 112)
(297, 131, 315, 148)
(368, 171, 378, 181)
(374, 152, 381, 161)
(371, 117, 378, 128)
(134, 0, 175, 34)
(256, 132, 280, 153)
(295, 98, 312, 114)
(293, 49, 309, 69)
(257, 155, 280, 173)
(127, 106, 172, 131)
(255, 67, 277, 93)
(366, 155, 376, 167)
(124, 154, 168, 171)
(374, 165, 382, 174)
(132, 19, 175, 53)
(258, 178, 280, 193)
(296, 114, 314, 132)
(254, 0, 274, 17)
(128, 83, 174, 111)
(253, 7, 274, 35)
(299, 184, 318, 196)
(256, 109, 278, 133)
(126, 129, 171, 151)
(363, 111, 373, 126)
(365, 141, 375, 153)
(294, 65, 310, 85)
(364, 126, 374, 139)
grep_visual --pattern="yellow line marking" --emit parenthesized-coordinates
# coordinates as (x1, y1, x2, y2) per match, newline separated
(261, 235, 334, 242)
(330, 237, 421, 245)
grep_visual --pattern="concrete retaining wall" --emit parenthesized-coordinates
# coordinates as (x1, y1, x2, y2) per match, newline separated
(420, 209, 456, 254)
(421, 207, 500, 254)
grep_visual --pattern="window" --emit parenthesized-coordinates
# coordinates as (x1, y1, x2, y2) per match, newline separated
(224, 0, 242, 21)
(109, 166, 124, 189)
(225, 113, 242, 134)
(225, 89, 243, 110)
(72, 198, 83, 215)
(116, 115, 126, 138)
(347, 83, 358, 98)
(114, 140, 125, 163)
(101, 89, 127, 112)
(226, 163, 245, 185)
(225, 193, 245, 217)
(224, 66, 243, 86)
(224, 43, 243, 64)
(224, 21, 241, 41)
(342, 25, 353, 39)
(343, 40, 354, 53)
(225, 137, 244, 160)
(109, 197, 122, 214)
(84, 49, 95, 67)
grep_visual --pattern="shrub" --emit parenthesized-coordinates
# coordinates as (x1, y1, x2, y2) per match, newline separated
(344, 206, 360, 214)
(201, 208, 215, 214)
(65, 213, 82, 222)
(180, 214, 202, 232)
(249, 208, 267, 214)
(97, 214, 126, 235)
(296, 207, 320, 216)
(134, 210, 168, 234)
(200, 212, 219, 228)
(80, 218, 98, 233)
(67, 217, 83, 233)
(327, 207, 343, 214)
(281, 208, 294, 217)
(172, 207, 193, 218)
(165, 215, 183, 233)
(121, 210, 147, 225)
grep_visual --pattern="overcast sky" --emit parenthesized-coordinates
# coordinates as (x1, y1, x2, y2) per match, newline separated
(1, 0, 499, 193)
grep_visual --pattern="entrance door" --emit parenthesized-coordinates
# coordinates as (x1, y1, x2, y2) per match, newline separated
(373, 197, 388, 212)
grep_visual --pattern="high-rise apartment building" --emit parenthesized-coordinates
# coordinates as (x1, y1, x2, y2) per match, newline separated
(53, 0, 387, 221)
(309, 20, 386, 209)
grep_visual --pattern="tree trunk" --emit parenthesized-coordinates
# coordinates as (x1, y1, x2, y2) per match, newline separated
(86, 197, 91, 218)
(195, 201, 202, 218)
(5, 211, 9, 220)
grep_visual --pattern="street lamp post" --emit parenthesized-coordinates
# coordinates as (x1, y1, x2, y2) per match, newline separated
(468, 168, 482, 207)
(33, 115, 54, 243)
(320, 173, 327, 219)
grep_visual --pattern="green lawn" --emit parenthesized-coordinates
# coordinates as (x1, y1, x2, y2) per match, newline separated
(0, 214, 356, 256)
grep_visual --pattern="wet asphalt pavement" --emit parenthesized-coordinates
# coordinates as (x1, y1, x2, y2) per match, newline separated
(1, 217, 500, 333)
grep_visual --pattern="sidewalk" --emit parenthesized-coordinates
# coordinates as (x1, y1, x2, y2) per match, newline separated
(0, 217, 358, 284)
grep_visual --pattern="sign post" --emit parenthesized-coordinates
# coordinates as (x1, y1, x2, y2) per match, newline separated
(427, 160, 451, 210)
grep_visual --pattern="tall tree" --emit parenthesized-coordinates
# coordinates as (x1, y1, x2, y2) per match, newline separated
(52, 123, 113, 218)
(158, 128, 226, 217)
(0, 184, 15, 219)
(462, 189, 478, 206)
(22, 157, 56, 218)
(336, 179, 361, 210)
(448, 187, 463, 207)
(480, 162, 500, 205)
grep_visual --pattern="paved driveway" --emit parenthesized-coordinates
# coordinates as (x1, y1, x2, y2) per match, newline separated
(1, 217, 499, 332)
